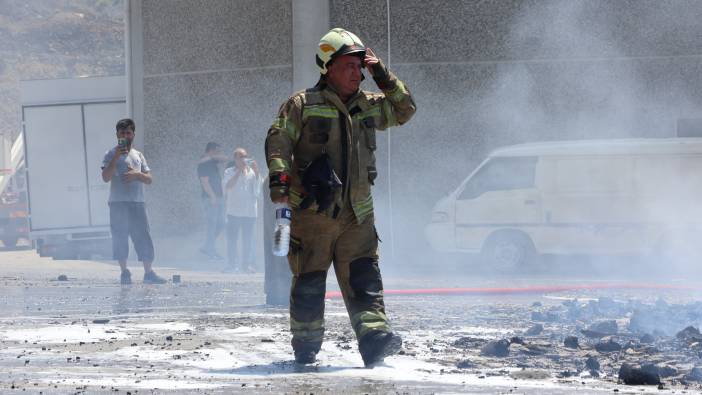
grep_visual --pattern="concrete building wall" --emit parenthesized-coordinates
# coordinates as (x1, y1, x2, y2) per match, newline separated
(130, 0, 702, 267)
(130, 0, 292, 249)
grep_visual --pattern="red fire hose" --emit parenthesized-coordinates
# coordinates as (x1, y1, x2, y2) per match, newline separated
(324, 283, 697, 299)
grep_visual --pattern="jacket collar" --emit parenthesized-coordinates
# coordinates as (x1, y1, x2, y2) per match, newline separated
(320, 83, 363, 116)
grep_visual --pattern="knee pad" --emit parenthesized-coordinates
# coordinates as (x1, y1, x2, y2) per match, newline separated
(349, 258, 383, 302)
(290, 271, 327, 322)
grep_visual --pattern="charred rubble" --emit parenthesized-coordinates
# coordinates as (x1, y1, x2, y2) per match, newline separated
(443, 297, 702, 387)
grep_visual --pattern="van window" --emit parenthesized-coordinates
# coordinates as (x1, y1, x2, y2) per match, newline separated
(458, 156, 537, 200)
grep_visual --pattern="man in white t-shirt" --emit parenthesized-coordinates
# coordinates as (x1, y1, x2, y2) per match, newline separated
(222, 148, 264, 272)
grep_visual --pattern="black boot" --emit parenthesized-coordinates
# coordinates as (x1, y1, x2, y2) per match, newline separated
(294, 350, 317, 364)
(359, 331, 403, 367)
(292, 339, 321, 365)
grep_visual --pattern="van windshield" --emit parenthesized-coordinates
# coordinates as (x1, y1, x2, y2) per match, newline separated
(458, 156, 537, 200)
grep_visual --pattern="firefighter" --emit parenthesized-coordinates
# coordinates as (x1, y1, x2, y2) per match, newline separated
(265, 28, 416, 366)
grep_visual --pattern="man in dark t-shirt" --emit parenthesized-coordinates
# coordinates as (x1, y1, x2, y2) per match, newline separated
(197, 142, 227, 260)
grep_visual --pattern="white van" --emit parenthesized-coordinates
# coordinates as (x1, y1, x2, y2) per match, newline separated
(425, 138, 702, 270)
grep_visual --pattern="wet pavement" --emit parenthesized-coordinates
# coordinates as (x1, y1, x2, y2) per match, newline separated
(1, 250, 702, 394)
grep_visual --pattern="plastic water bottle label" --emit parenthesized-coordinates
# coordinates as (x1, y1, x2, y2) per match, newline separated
(276, 207, 292, 221)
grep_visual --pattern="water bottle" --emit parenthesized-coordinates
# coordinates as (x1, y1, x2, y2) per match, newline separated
(272, 203, 292, 256)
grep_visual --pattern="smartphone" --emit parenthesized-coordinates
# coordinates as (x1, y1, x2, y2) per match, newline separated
(118, 138, 128, 154)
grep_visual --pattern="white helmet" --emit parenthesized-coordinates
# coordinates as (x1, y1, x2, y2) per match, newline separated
(316, 28, 366, 75)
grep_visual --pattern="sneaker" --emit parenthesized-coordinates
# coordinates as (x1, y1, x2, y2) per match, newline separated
(143, 270, 167, 284)
(210, 253, 225, 262)
(359, 331, 403, 367)
(120, 269, 132, 285)
(294, 350, 317, 365)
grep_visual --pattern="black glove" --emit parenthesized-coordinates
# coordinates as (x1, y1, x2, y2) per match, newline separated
(299, 153, 342, 212)
(371, 59, 396, 91)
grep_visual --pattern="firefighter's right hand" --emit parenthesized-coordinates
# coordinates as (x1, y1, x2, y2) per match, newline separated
(269, 172, 290, 204)
(272, 196, 288, 204)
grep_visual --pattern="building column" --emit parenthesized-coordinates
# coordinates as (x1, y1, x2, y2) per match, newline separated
(264, 0, 329, 306)
(125, 0, 145, 149)
(292, 0, 329, 92)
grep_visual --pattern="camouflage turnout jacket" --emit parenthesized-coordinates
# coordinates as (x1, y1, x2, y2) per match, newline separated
(265, 63, 416, 223)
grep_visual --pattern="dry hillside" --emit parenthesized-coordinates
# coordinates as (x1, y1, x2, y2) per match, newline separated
(0, 0, 124, 140)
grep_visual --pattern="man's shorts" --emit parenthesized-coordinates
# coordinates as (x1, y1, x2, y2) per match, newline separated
(108, 202, 155, 262)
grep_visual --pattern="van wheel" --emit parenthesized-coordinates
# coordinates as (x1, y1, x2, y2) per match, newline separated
(481, 231, 537, 273)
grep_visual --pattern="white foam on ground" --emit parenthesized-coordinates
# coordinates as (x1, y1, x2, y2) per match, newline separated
(211, 326, 279, 338)
(220, 312, 288, 319)
(4, 316, 615, 393)
(194, 343, 579, 392)
(182, 328, 570, 391)
(132, 322, 192, 331)
(110, 346, 238, 370)
(0, 325, 129, 343)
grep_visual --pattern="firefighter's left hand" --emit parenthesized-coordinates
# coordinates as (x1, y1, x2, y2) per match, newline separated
(122, 166, 143, 183)
(364, 47, 380, 75)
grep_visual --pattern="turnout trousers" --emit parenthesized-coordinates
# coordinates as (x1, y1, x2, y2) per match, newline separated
(287, 206, 389, 354)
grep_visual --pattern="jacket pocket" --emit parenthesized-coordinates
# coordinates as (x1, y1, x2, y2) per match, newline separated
(305, 117, 332, 145)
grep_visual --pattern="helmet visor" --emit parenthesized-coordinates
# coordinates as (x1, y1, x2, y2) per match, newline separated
(335, 43, 366, 58)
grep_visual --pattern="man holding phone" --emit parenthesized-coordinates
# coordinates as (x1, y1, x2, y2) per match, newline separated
(265, 28, 416, 366)
(101, 118, 166, 285)
(222, 148, 264, 273)
(197, 142, 228, 261)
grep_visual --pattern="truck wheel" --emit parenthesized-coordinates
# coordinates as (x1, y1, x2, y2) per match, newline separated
(52, 243, 78, 260)
(2, 237, 18, 249)
(481, 231, 537, 273)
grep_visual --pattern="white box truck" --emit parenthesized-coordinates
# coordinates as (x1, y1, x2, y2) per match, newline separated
(21, 76, 126, 259)
(0, 133, 29, 249)
(426, 138, 702, 271)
